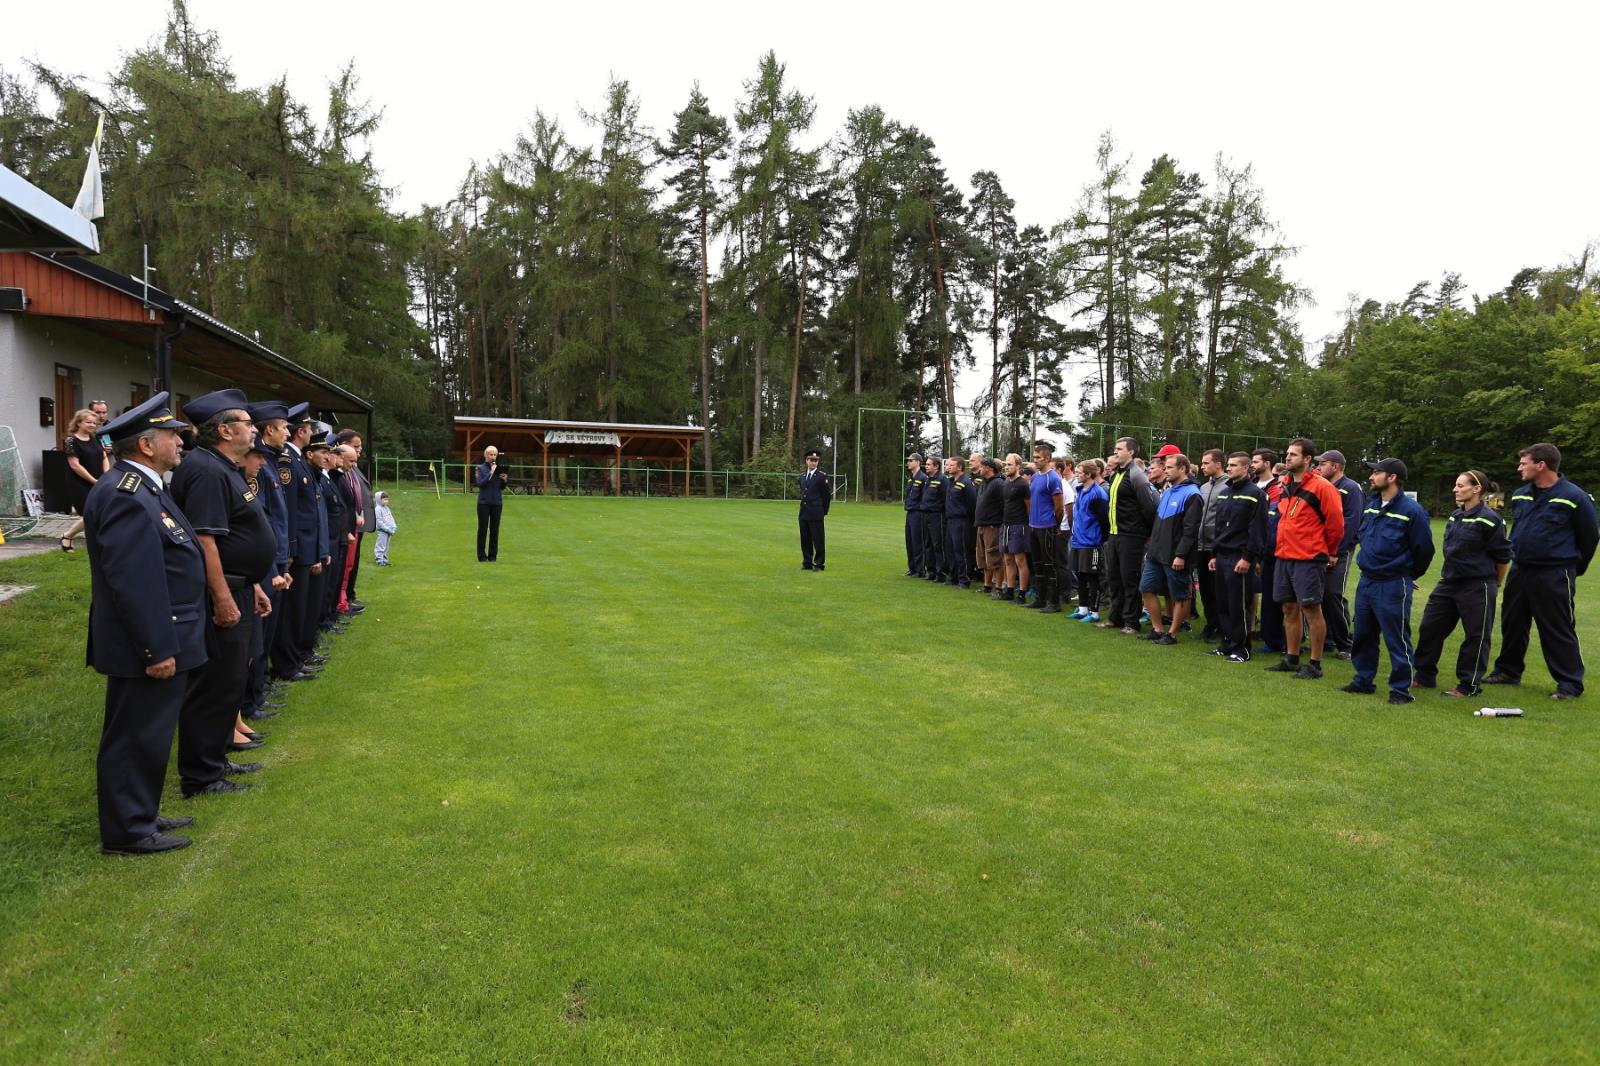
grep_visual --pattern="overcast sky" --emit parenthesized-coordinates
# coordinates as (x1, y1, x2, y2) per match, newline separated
(12, 0, 1599, 403)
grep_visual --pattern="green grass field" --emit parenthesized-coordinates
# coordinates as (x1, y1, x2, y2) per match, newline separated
(2, 492, 1597, 1063)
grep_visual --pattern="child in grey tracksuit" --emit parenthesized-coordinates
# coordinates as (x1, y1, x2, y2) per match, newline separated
(374, 491, 397, 565)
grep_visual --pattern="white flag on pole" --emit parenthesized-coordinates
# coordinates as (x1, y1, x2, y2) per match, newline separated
(72, 113, 105, 222)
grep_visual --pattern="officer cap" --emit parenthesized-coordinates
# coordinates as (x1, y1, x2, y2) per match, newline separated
(1370, 457, 1407, 480)
(804, 449, 821, 460)
(249, 438, 276, 458)
(286, 402, 313, 426)
(184, 389, 250, 425)
(1315, 449, 1346, 466)
(305, 437, 331, 454)
(908, 451, 924, 462)
(247, 400, 289, 423)
(98, 391, 191, 444)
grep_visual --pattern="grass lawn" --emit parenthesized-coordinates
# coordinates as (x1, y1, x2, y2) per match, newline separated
(2, 491, 1597, 1063)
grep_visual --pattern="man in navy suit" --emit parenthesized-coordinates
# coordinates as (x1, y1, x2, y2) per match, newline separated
(798, 449, 831, 572)
(83, 393, 206, 855)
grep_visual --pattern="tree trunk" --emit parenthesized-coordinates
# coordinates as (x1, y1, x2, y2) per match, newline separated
(699, 196, 714, 493)
(785, 247, 807, 456)
(928, 214, 956, 455)
(989, 248, 1000, 453)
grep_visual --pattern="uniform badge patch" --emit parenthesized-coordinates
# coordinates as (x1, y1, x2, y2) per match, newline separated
(117, 471, 141, 494)
(280, 466, 293, 485)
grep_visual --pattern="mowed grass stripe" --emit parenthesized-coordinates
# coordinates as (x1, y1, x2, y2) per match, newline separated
(1, 491, 1596, 1063)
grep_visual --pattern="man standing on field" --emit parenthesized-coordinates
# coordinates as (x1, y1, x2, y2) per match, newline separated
(1266, 438, 1345, 681)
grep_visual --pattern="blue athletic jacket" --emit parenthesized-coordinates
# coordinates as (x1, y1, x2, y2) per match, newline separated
(1506, 477, 1599, 575)
(1071, 482, 1109, 549)
(1355, 493, 1435, 580)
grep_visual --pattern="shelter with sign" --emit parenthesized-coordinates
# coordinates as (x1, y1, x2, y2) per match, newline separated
(451, 416, 705, 495)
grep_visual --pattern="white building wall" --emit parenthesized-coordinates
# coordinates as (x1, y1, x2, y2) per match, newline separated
(0, 312, 216, 494)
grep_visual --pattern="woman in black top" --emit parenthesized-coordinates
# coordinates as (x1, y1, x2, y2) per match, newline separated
(62, 408, 108, 551)
(1413, 469, 1512, 696)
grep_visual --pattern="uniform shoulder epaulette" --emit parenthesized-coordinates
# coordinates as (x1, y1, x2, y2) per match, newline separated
(116, 470, 142, 494)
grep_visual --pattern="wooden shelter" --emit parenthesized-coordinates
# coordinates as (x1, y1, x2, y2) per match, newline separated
(451, 417, 705, 495)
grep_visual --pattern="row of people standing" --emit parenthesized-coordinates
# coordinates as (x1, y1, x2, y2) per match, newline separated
(84, 390, 374, 857)
(899, 436, 1596, 703)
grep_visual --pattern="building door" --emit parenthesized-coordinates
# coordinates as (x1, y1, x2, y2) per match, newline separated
(129, 382, 150, 412)
(53, 364, 82, 448)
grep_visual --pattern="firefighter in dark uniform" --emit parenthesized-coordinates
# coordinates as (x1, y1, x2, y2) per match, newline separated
(274, 404, 322, 682)
(318, 431, 351, 630)
(1485, 442, 1599, 699)
(1208, 452, 1269, 662)
(797, 449, 831, 571)
(903, 452, 926, 576)
(244, 401, 291, 721)
(82, 393, 204, 854)
(1413, 469, 1512, 697)
(1339, 458, 1435, 704)
(942, 457, 976, 587)
(1315, 450, 1364, 658)
(305, 433, 337, 636)
(918, 455, 945, 581)
(966, 454, 987, 585)
(169, 389, 277, 797)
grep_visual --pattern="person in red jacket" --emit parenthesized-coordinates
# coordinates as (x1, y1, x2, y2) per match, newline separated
(1266, 438, 1346, 680)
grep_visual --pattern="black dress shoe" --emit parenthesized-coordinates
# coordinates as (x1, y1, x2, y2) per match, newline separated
(102, 832, 191, 856)
(224, 761, 263, 775)
(814, 565, 824, 572)
(228, 739, 264, 752)
(243, 730, 268, 741)
(1482, 672, 1519, 685)
(155, 815, 195, 831)
(243, 710, 279, 722)
(281, 672, 317, 682)
(344, 604, 366, 615)
(184, 778, 251, 798)
(801, 563, 813, 570)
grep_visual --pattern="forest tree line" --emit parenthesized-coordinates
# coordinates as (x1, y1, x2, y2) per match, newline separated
(3, 4, 1596, 500)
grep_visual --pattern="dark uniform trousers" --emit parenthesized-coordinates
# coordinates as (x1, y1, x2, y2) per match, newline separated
(1214, 553, 1252, 656)
(99, 669, 198, 845)
(1350, 575, 1416, 696)
(274, 563, 311, 677)
(1322, 551, 1355, 652)
(800, 518, 826, 568)
(323, 538, 348, 626)
(477, 504, 502, 560)
(1054, 531, 1073, 598)
(1258, 555, 1286, 651)
(1413, 577, 1496, 691)
(921, 515, 945, 578)
(298, 566, 325, 662)
(944, 518, 972, 585)
(905, 511, 923, 573)
(247, 583, 282, 708)
(1494, 565, 1584, 694)
(179, 582, 254, 791)
(1106, 534, 1144, 627)
(1192, 550, 1217, 631)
